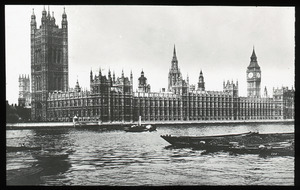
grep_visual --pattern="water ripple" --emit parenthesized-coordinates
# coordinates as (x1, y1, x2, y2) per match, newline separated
(6, 123, 294, 186)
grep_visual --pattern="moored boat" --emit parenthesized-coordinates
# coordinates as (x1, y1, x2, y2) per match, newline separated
(73, 115, 100, 127)
(6, 166, 43, 185)
(160, 131, 255, 147)
(160, 132, 294, 156)
(228, 141, 294, 156)
(124, 116, 156, 132)
(6, 145, 42, 152)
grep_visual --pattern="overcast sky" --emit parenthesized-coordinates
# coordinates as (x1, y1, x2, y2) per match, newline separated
(5, 5, 294, 104)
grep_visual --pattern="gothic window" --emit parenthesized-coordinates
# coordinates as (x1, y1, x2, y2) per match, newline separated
(35, 77, 38, 90)
(49, 47, 52, 63)
(34, 50, 37, 64)
(60, 50, 63, 64)
(38, 49, 42, 63)
(57, 50, 60, 63)
(36, 76, 41, 91)
(58, 77, 61, 90)
(53, 48, 56, 63)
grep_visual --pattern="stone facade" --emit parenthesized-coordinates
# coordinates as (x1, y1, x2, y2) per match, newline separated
(45, 47, 294, 122)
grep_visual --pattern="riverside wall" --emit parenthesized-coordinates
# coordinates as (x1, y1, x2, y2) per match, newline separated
(6, 119, 294, 130)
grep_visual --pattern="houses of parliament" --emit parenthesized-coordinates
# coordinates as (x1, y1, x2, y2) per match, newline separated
(22, 7, 294, 122)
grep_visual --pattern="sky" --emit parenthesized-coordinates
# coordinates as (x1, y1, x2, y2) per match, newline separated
(5, 5, 295, 104)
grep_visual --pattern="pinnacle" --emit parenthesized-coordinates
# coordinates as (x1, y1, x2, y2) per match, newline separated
(173, 44, 176, 57)
(251, 46, 257, 59)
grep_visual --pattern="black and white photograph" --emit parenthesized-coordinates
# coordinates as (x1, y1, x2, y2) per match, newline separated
(5, 5, 294, 186)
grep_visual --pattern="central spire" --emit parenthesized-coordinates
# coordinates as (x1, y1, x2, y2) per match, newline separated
(171, 44, 178, 69)
(173, 44, 176, 58)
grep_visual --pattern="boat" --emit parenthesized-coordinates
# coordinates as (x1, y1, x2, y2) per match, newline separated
(160, 132, 294, 156)
(73, 115, 100, 127)
(6, 166, 43, 185)
(6, 144, 42, 152)
(160, 131, 255, 147)
(124, 116, 156, 132)
(228, 141, 294, 156)
(33, 148, 69, 162)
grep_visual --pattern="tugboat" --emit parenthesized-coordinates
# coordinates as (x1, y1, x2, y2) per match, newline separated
(124, 116, 156, 132)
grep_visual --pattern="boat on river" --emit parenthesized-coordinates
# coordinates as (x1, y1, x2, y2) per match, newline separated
(161, 131, 255, 147)
(6, 166, 43, 185)
(124, 116, 156, 132)
(73, 115, 100, 127)
(6, 144, 42, 152)
(228, 140, 294, 156)
(161, 132, 294, 156)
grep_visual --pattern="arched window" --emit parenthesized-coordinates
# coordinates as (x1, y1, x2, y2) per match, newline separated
(36, 76, 40, 91)
(53, 48, 56, 63)
(57, 50, 61, 64)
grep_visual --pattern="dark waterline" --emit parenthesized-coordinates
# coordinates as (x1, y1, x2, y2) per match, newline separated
(6, 123, 294, 186)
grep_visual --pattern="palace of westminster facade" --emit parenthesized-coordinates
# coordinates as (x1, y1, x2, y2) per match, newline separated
(19, 7, 294, 122)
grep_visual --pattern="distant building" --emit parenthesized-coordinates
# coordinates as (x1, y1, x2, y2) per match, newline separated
(18, 74, 31, 108)
(6, 100, 31, 122)
(29, 7, 294, 122)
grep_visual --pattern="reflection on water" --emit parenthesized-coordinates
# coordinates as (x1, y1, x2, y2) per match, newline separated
(6, 123, 294, 186)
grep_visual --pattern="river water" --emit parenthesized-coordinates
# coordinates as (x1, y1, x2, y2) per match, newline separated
(6, 123, 294, 186)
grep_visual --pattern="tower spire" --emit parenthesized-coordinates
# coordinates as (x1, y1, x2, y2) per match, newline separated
(187, 73, 189, 84)
(62, 6, 67, 22)
(31, 8, 36, 28)
(173, 44, 176, 57)
(171, 44, 178, 69)
(90, 69, 93, 81)
(113, 71, 115, 83)
(99, 67, 102, 76)
(251, 46, 257, 62)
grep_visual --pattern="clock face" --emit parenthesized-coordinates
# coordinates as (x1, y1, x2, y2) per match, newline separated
(257, 73, 261, 78)
(248, 72, 253, 78)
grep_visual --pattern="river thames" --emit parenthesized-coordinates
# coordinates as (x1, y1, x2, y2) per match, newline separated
(6, 122, 294, 186)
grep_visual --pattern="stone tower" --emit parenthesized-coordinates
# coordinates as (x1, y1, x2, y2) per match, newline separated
(31, 6, 68, 121)
(263, 86, 268, 98)
(223, 80, 239, 97)
(168, 45, 183, 92)
(138, 70, 151, 93)
(18, 74, 31, 107)
(246, 47, 261, 98)
(197, 70, 205, 91)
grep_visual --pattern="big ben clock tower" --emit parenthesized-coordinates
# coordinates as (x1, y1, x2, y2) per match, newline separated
(247, 47, 261, 98)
